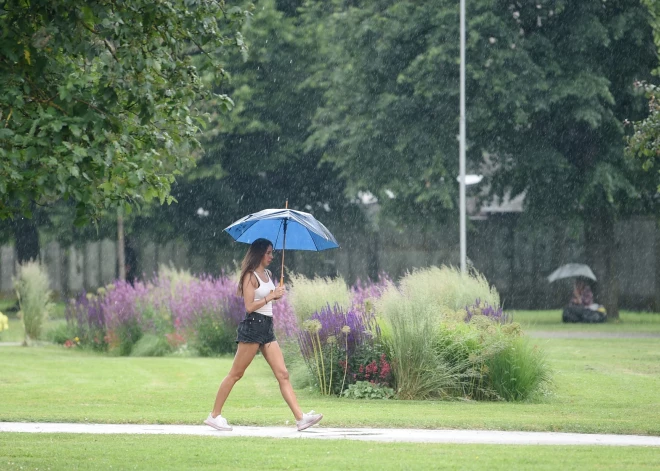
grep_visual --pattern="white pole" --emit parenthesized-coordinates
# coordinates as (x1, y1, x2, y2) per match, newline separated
(459, 0, 467, 275)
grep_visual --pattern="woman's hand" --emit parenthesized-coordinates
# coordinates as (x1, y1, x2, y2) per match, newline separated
(271, 285, 286, 300)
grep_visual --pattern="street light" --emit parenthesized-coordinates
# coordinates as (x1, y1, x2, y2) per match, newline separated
(459, 0, 467, 274)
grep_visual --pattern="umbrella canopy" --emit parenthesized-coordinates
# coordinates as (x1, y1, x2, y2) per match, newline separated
(224, 208, 339, 251)
(547, 263, 597, 283)
(224, 206, 339, 285)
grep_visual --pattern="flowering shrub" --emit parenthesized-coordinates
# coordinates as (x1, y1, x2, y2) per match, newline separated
(65, 271, 298, 356)
(350, 353, 393, 386)
(297, 301, 390, 396)
(351, 274, 391, 315)
(465, 298, 509, 324)
(66, 289, 108, 351)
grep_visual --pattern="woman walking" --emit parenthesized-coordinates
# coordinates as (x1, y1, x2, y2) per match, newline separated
(204, 238, 323, 432)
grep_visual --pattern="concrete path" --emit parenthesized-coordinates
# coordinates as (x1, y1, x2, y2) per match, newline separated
(1, 422, 659, 447)
(528, 331, 660, 339)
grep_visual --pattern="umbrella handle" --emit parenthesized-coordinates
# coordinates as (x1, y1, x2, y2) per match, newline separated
(280, 199, 288, 286)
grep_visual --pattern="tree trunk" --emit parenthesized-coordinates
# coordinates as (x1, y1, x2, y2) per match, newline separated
(117, 212, 126, 281)
(12, 216, 40, 264)
(585, 214, 619, 319)
(655, 220, 660, 312)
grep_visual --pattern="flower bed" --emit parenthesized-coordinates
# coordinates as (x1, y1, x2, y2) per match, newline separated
(63, 268, 297, 356)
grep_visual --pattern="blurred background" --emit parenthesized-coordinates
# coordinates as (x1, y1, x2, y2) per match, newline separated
(2, 0, 659, 314)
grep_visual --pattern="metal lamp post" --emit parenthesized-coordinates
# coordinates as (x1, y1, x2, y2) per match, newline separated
(459, 0, 467, 274)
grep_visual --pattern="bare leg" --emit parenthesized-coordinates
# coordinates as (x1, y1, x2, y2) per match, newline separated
(260, 341, 303, 421)
(211, 342, 260, 418)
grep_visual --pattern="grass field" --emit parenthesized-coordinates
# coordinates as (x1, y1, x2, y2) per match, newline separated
(513, 310, 660, 333)
(1, 433, 659, 471)
(1, 311, 659, 470)
(0, 337, 658, 435)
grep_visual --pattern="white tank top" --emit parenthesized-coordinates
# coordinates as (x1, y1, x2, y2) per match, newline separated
(253, 270, 275, 317)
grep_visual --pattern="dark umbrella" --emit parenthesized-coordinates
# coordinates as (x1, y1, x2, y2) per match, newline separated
(224, 201, 340, 284)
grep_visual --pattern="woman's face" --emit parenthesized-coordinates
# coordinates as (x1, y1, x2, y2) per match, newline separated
(261, 245, 274, 266)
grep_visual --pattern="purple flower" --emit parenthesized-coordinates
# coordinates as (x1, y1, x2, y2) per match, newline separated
(297, 303, 380, 361)
(351, 273, 391, 316)
(465, 298, 509, 324)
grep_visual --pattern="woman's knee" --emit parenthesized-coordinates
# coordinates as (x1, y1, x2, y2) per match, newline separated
(274, 368, 290, 383)
(227, 369, 245, 383)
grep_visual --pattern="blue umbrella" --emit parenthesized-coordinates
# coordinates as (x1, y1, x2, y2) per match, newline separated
(224, 202, 339, 283)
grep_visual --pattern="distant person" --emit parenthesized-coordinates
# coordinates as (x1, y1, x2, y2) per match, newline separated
(564, 278, 606, 323)
(570, 279, 601, 311)
(204, 238, 323, 432)
(581, 283, 594, 307)
(570, 280, 583, 306)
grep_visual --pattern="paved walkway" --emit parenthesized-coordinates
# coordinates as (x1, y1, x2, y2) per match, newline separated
(1, 422, 659, 447)
(528, 331, 660, 338)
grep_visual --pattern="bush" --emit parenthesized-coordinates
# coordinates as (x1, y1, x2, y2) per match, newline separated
(486, 335, 551, 401)
(434, 318, 509, 400)
(376, 282, 459, 399)
(342, 381, 395, 400)
(130, 334, 173, 357)
(191, 311, 236, 357)
(66, 291, 108, 351)
(399, 266, 500, 316)
(297, 303, 389, 396)
(374, 266, 551, 401)
(14, 261, 53, 344)
(288, 273, 350, 323)
(45, 321, 75, 345)
(109, 317, 143, 356)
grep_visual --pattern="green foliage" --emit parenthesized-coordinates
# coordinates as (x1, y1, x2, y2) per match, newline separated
(45, 321, 75, 345)
(13, 261, 53, 343)
(400, 266, 500, 315)
(191, 312, 236, 357)
(289, 273, 350, 323)
(0, 0, 247, 222)
(434, 317, 550, 402)
(376, 281, 459, 399)
(110, 318, 143, 357)
(342, 381, 395, 400)
(130, 334, 173, 357)
(376, 266, 549, 400)
(486, 335, 551, 402)
(625, 85, 660, 192)
(306, 0, 656, 223)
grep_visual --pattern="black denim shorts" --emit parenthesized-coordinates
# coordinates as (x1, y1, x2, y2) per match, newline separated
(236, 312, 276, 345)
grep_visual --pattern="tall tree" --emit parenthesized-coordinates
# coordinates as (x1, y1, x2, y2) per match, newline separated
(0, 0, 246, 225)
(627, 0, 660, 190)
(306, 0, 657, 316)
(143, 0, 366, 274)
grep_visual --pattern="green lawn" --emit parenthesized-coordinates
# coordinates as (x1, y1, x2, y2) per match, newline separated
(1, 433, 658, 471)
(1, 314, 659, 471)
(513, 310, 660, 333)
(0, 336, 658, 435)
(0, 317, 66, 343)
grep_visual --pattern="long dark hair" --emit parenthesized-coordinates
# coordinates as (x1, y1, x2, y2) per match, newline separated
(238, 238, 273, 296)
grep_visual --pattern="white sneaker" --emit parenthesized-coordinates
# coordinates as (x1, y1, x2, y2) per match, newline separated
(296, 410, 323, 431)
(204, 413, 232, 431)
